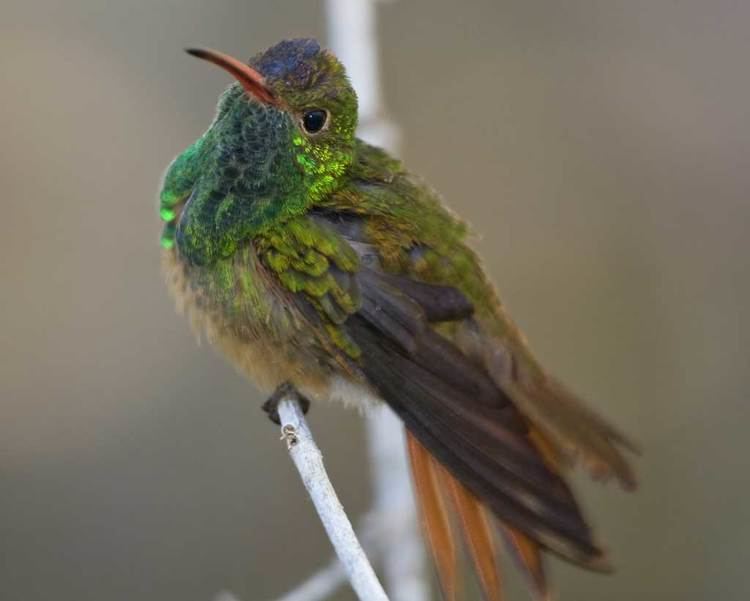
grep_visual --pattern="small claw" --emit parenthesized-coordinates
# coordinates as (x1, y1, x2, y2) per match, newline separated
(261, 382, 311, 425)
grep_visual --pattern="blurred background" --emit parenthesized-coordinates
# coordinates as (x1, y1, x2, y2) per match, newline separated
(1, 1, 748, 600)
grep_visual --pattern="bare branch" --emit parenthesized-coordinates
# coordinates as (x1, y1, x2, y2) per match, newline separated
(276, 397, 389, 601)
(271, 556, 347, 601)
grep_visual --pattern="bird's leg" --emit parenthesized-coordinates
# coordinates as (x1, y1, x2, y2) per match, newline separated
(261, 381, 311, 425)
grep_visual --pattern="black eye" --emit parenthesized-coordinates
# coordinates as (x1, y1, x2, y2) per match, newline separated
(302, 109, 328, 134)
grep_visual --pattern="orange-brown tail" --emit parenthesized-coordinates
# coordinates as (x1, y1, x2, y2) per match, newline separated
(407, 431, 551, 601)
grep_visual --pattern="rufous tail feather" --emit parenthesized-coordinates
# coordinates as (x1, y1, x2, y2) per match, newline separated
(407, 429, 583, 601)
(407, 432, 460, 601)
(438, 462, 504, 601)
(499, 526, 549, 601)
(502, 376, 639, 490)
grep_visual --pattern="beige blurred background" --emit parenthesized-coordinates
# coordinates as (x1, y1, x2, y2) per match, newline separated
(1, 1, 748, 600)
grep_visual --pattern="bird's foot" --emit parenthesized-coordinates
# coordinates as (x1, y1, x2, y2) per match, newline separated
(261, 381, 311, 425)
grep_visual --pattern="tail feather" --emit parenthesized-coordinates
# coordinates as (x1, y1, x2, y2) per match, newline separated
(439, 463, 504, 601)
(503, 377, 639, 490)
(474, 325, 639, 490)
(499, 526, 549, 601)
(406, 432, 460, 601)
(407, 427, 613, 600)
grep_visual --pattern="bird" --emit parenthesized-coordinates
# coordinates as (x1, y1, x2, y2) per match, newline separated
(159, 38, 638, 601)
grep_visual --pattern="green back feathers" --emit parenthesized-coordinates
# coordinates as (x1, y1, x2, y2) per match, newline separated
(326, 141, 505, 332)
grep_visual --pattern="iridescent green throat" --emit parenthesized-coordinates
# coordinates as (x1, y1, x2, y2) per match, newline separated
(159, 85, 354, 265)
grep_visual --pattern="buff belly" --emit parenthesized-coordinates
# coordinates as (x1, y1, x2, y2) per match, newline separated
(162, 248, 381, 412)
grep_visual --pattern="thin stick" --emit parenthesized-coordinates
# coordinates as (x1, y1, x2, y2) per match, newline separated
(276, 398, 389, 601)
(271, 556, 347, 601)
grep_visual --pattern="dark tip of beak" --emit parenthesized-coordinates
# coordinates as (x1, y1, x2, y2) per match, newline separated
(184, 47, 208, 60)
(185, 47, 277, 106)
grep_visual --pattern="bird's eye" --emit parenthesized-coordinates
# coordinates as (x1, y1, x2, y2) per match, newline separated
(302, 109, 328, 134)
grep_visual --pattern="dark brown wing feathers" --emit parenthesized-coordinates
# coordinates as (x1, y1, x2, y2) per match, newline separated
(348, 279, 601, 560)
(310, 213, 634, 597)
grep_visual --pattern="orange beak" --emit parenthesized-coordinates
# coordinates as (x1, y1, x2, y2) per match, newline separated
(185, 47, 277, 106)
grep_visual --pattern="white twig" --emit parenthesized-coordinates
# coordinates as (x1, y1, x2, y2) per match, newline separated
(362, 408, 427, 601)
(276, 398, 389, 601)
(266, 501, 410, 601)
(270, 556, 346, 601)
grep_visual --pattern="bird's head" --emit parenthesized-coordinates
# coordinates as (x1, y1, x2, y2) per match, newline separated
(166, 39, 358, 264)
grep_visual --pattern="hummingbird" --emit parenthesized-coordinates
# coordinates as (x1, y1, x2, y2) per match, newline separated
(160, 39, 638, 601)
